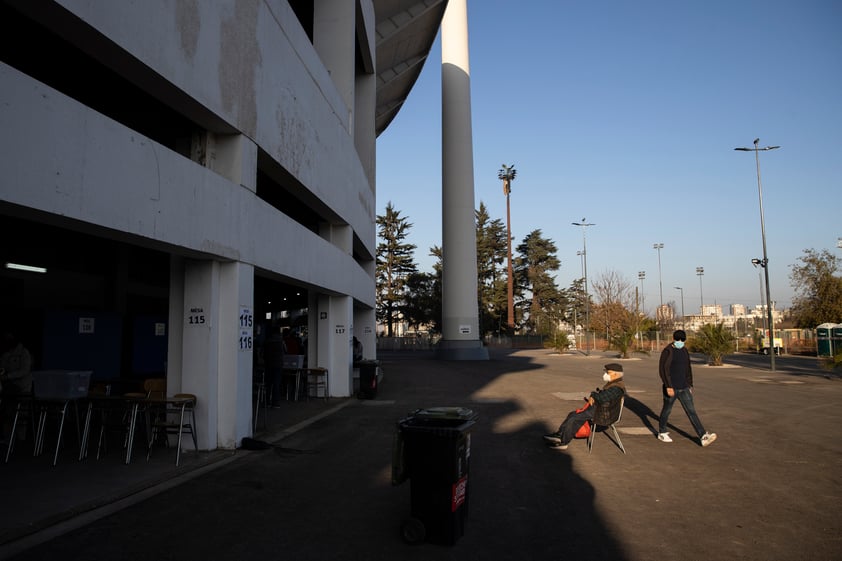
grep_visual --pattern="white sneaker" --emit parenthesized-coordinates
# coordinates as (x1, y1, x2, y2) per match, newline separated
(701, 432, 717, 447)
(657, 432, 673, 442)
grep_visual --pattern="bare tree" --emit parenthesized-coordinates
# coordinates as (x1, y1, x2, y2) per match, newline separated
(590, 270, 637, 338)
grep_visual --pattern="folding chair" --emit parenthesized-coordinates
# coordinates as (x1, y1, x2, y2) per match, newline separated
(587, 395, 625, 454)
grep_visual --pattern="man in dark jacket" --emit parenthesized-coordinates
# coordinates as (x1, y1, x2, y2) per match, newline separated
(543, 363, 626, 450)
(657, 329, 717, 447)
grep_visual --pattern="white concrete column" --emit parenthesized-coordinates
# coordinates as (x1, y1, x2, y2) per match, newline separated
(214, 134, 258, 192)
(439, 0, 488, 360)
(314, 293, 353, 397)
(353, 307, 376, 361)
(174, 259, 254, 450)
(355, 0, 376, 185)
(177, 259, 221, 450)
(314, 0, 355, 127)
(217, 261, 254, 448)
(354, 72, 377, 187)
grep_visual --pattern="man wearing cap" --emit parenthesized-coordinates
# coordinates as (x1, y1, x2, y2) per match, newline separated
(543, 363, 626, 450)
(657, 329, 717, 447)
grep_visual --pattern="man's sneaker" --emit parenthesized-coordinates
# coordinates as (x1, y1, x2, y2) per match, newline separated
(549, 443, 569, 450)
(701, 432, 717, 447)
(543, 433, 562, 445)
(657, 432, 673, 442)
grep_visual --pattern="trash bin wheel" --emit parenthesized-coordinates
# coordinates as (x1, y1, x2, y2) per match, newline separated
(400, 517, 426, 545)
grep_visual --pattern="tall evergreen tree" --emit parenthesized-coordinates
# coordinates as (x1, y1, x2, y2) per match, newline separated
(514, 229, 563, 334)
(375, 202, 417, 336)
(403, 246, 442, 334)
(476, 202, 508, 335)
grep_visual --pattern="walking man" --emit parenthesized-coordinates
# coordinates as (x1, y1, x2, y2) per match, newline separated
(658, 330, 717, 447)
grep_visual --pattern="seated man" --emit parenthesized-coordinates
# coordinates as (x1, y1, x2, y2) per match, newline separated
(543, 363, 626, 450)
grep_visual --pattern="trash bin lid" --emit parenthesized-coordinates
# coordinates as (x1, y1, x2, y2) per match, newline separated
(411, 407, 477, 421)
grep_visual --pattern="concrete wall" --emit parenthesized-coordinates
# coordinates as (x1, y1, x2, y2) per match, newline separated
(0, 0, 380, 449)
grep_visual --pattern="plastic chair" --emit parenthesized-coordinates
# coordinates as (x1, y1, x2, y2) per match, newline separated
(282, 355, 305, 401)
(587, 395, 626, 454)
(305, 367, 329, 401)
(143, 378, 166, 400)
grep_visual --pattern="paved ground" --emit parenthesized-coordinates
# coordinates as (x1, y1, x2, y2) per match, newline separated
(1, 348, 840, 561)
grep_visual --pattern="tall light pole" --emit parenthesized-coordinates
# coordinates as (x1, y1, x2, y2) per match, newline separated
(674, 286, 685, 329)
(573, 219, 595, 354)
(696, 266, 704, 317)
(576, 250, 585, 350)
(653, 243, 664, 328)
(638, 271, 646, 315)
(736, 139, 780, 371)
(498, 164, 516, 329)
(751, 258, 767, 333)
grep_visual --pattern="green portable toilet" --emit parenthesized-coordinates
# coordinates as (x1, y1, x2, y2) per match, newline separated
(816, 323, 834, 357)
(831, 324, 842, 357)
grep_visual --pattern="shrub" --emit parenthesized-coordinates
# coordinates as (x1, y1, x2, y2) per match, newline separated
(693, 323, 736, 366)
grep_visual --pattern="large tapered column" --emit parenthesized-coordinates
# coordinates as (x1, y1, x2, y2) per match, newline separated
(438, 0, 488, 360)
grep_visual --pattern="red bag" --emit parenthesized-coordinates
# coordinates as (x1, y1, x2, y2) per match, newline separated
(574, 402, 592, 438)
(575, 420, 591, 438)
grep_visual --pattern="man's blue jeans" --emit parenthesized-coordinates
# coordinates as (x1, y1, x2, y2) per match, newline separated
(658, 387, 706, 438)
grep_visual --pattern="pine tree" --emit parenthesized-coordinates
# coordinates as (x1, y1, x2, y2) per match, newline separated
(376, 203, 417, 336)
(476, 202, 508, 334)
(514, 229, 563, 334)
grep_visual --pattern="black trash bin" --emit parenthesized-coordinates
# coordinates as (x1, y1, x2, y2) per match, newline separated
(355, 359, 379, 399)
(392, 407, 478, 545)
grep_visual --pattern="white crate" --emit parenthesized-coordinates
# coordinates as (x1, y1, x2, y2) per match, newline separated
(32, 370, 92, 400)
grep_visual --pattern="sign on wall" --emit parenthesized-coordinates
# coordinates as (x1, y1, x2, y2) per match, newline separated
(239, 306, 253, 352)
(186, 306, 208, 327)
(79, 317, 95, 334)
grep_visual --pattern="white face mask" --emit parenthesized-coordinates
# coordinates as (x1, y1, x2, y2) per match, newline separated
(602, 372, 612, 382)
(674, 341, 685, 349)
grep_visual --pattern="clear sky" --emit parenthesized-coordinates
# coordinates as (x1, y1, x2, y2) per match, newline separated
(376, 0, 841, 316)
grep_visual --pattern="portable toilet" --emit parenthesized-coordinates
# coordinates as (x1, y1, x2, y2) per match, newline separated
(816, 323, 834, 357)
(832, 323, 842, 357)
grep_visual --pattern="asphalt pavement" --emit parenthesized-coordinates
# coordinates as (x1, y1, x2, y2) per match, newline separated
(1, 348, 840, 561)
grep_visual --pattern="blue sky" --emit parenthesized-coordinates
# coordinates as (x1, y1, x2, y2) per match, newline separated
(376, 0, 841, 315)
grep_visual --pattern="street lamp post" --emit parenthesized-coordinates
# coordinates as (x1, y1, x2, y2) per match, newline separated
(653, 243, 664, 328)
(736, 139, 780, 371)
(638, 271, 646, 315)
(573, 219, 595, 354)
(696, 266, 704, 317)
(576, 250, 585, 350)
(751, 258, 767, 333)
(498, 164, 516, 329)
(674, 286, 685, 329)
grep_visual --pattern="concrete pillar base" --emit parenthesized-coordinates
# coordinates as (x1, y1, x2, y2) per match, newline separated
(436, 339, 489, 361)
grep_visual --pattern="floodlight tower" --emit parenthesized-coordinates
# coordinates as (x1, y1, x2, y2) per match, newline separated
(498, 164, 516, 329)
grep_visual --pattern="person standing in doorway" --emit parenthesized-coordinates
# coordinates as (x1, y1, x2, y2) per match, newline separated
(0, 332, 32, 395)
(657, 330, 717, 447)
(263, 324, 286, 408)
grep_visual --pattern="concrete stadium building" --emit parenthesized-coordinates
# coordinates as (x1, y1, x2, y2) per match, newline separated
(0, 0, 448, 450)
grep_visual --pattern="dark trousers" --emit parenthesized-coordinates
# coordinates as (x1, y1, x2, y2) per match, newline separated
(658, 387, 706, 438)
(557, 407, 593, 445)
